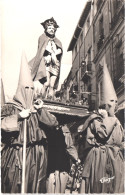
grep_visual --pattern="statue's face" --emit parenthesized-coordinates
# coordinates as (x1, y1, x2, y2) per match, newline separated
(46, 24, 56, 36)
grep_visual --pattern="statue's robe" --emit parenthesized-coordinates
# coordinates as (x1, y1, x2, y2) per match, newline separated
(29, 33, 63, 89)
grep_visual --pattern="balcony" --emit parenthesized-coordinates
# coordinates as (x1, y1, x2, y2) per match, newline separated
(111, 2, 124, 30)
(81, 62, 92, 83)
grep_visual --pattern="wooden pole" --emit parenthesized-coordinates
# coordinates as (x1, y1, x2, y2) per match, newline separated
(21, 88, 33, 193)
(70, 165, 77, 193)
(21, 118, 27, 193)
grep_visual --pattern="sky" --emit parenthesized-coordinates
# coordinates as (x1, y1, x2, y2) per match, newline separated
(1, 0, 87, 100)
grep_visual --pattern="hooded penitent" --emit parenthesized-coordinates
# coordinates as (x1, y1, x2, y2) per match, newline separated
(100, 63, 117, 106)
(78, 63, 124, 194)
(1, 79, 6, 106)
(1, 53, 59, 193)
(13, 52, 34, 109)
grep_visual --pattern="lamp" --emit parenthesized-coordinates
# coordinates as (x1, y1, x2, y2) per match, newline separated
(81, 59, 86, 66)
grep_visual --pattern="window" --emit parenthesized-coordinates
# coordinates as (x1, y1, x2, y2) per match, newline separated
(80, 31, 83, 45)
(88, 48, 91, 62)
(99, 15, 104, 38)
(98, 80, 103, 105)
(97, 15, 104, 51)
(76, 71, 79, 83)
(111, 0, 123, 29)
(88, 84, 92, 92)
(75, 44, 78, 55)
(112, 0, 123, 14)
(87, 48, 92, 71)
(87, 16, 90, 30)
(93, 24, 96, 43)
(96, 0, 103, 11)
(114, 40, 124, 89)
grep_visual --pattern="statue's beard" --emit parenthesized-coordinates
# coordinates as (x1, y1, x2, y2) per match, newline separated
(45, 31, 55, 38)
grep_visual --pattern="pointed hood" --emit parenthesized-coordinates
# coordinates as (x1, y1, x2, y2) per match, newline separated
(1, 79, 6, 106)
(100, 63, 117, 106)
(13, 52, 34, 109)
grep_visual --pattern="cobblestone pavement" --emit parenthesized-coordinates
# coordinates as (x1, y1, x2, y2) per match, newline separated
(65, 189, 78, 194)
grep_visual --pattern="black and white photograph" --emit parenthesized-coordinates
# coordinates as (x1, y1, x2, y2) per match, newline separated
(1, 0, 124, 193)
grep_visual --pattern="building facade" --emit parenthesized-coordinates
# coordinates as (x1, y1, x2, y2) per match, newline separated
(60, 0, 124, 120)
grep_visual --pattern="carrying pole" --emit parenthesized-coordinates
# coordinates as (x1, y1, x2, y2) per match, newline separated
(21, 119, 27, 193)
(70, 164, 77, 193)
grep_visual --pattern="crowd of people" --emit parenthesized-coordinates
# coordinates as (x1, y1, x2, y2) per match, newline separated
(1, 17, 124, 194)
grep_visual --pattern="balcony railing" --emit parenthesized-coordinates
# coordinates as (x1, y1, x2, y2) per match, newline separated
(96, 0, 103, 10)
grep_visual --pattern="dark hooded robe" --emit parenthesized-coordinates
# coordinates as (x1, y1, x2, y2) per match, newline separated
(79, 113, 124, 193)
(29, 33, 63, 89)
(46, 124, 78, 175)
(1, 100, 58, 193)
(45, 124, 78, 193)
(1, 51, 59, 193)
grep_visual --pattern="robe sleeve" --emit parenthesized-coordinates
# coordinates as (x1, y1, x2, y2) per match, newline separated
(91, 116, 117, 139)
(120, 125, 124, 152)
(62, 125, 78, 162)
(1, 114, 19, 132)
(115, 118, 124, 151)
(91, 119, 108, 139)
(65, 133, 78, 162)
(38, 108, 58, 127)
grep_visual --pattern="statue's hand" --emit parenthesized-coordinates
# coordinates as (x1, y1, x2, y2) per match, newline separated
(55, 48, 62, 55)
(44, 55, 51, 64)
(51, 53, 58, 64)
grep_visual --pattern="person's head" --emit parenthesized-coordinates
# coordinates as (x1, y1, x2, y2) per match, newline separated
(46, 24, 56, 36)
(41, 17, 59, 37)
(99, 99, 118, 117)
(106, 100, 118, 116)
